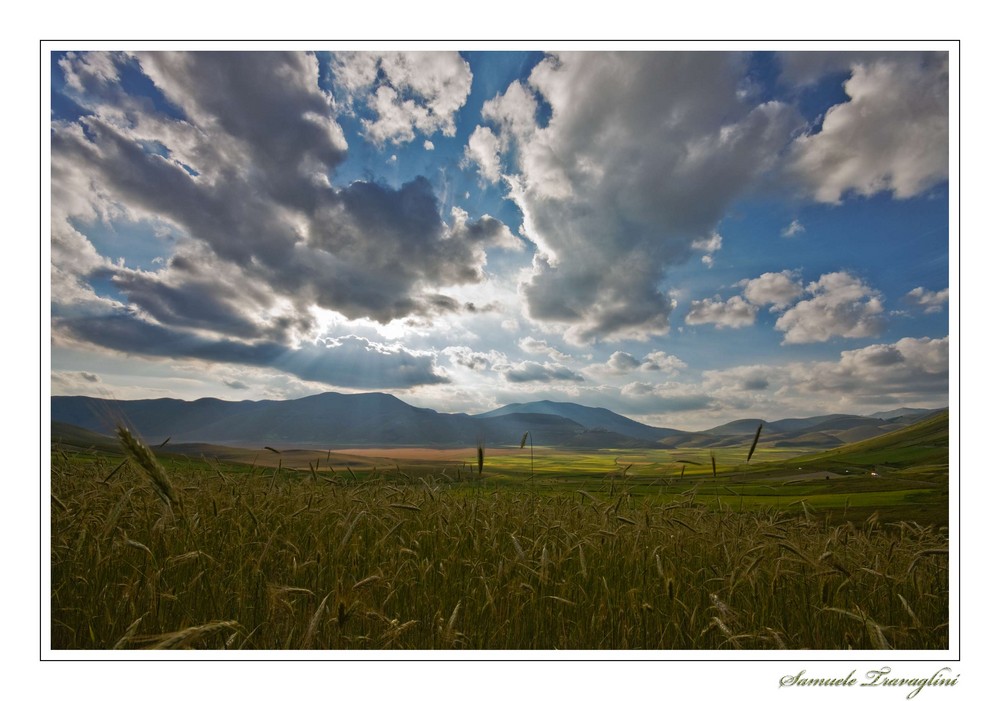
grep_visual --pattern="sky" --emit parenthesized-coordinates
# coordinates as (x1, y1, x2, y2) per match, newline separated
(47, 48, 952, 430)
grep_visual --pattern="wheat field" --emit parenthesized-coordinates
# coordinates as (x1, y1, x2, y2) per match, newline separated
(49, 431, 949, 651)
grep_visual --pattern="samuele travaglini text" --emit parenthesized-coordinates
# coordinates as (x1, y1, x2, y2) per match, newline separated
(779, 667, 959, 699)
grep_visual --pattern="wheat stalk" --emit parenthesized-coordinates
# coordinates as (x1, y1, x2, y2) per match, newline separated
(747, 423, 763, 463)
(116, 425, 181, 508)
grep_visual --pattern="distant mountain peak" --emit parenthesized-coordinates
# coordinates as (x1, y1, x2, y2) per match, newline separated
(50, 392, 945, 451)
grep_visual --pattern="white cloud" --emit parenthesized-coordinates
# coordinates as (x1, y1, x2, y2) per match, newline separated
(481, 53, 800, 344)
(332, 52, 473, 146)
(741, 270, 805, 311)
(691, 232, 723, 267)
(904, 286, 949, 313)
(640, 351, 686, 374)
(482, 80, 539, 142)
(685, 295, 757, 329)
(423, 140, 435, 151)
(621, 381, 656, 396)
(328, 52, 379, 93)
(58, 51, 123, 96)
(787, 336, 948, 398)
(671, 336, 948, 425)
(443, 346, 506, 371)
(788, 53, 948, 203)
(591, 350, 686, 376)
(464, 81, 540, 185)
(775, 271, 885, 343)
(606, 350, 641, 373)
(464, 125, 503, 183)
(518, 336, 572, 362)
(781, 219, 805, 238)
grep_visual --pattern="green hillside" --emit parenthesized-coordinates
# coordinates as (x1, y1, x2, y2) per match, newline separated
(779, 409, 948, 471)
(51, 422, 119, 451)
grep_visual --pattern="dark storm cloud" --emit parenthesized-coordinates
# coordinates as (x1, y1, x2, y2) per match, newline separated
(109, 258, 300, 342)
(55, 313, 449, 389)
(300, 179, 519, 322)
(51, 51, 523, 384)
(136, 51, 349, 210)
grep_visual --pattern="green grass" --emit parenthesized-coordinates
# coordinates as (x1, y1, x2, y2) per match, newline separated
(780, 411, 948, 471)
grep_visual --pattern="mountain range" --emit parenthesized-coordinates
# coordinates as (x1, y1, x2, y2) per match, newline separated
(50, 392, 944, 451)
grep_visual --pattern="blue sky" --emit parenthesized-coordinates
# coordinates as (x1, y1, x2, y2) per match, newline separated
(48, 49, 951, 429)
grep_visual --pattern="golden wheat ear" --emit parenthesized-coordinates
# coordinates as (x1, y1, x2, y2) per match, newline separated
(116, 424, 181, 508)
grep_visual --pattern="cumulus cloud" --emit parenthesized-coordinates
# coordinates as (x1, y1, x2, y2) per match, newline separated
(787, 336, 948, 399)
(50, 52, 522, 389)
(518, 336, 572, 362)
(501, 361, 585, 384)
(478, 52, 800, 343)
(685, 296, 758, 329)
(693, 336, 948, 418)
(640, 351, 687, 374)
(592, 350, 686, 376)
(606, 351, 641, 373)
(691, 232, 723, 267)
(621, 381, 655, 396)
(787, 53, 948, 203)
(449, 206, 522, 251)
(465, 81, 539, 184)
(741, 270, 805, 310)
(904, 286, 949, 313)
(59, 51, 121, 93)
(331, 52, 472, 145)
(464, 125, 503, 183)
(482, 80, 539, 142)
(775, 271, 885, 343)
(443, 346, 506, 371)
